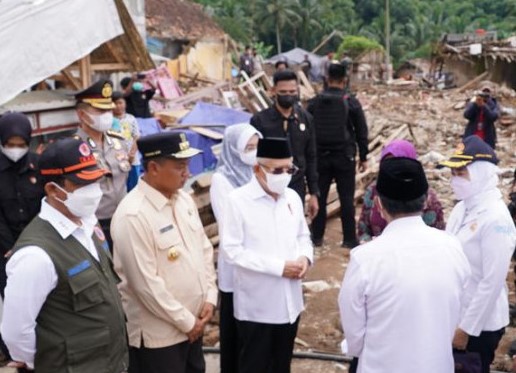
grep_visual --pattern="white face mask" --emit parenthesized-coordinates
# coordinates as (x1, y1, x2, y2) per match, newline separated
(450, 176, 474, 201)
(262, 168, 292, 195)
(239, 150, 257, 166)
(1, 145, 28, 162)
(85, 111, 114, 133)
(54, 182, 103, 219)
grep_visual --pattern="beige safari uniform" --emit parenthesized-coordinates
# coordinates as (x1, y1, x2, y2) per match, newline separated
(111, 178, 218, 348)
(76, 129, 131, 220)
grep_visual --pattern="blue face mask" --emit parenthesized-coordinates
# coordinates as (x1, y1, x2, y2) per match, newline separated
(132, 82, 144, 92)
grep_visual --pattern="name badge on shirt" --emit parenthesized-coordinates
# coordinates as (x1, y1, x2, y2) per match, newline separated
(160, 224, 174, 234)
(67, 260, 91, 277)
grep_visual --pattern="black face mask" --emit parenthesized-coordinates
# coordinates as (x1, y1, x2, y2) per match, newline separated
(276, 94, 298, 109)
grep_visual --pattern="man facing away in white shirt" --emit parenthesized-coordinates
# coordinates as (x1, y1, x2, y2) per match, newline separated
(339, 157, 471, 373)
(221, 137, 313, 373)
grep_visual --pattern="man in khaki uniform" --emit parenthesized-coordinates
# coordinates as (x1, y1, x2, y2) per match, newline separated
(111, 132, 217, 373)
(75, 79, 132, 249)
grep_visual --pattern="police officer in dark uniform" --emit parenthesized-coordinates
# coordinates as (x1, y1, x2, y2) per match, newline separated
(75, 80, 131, 250)
(250, 70, 320, 220)
(0, 112, 44, 362)
(0, 112, 44, 294)
(307, 63, 369, 248)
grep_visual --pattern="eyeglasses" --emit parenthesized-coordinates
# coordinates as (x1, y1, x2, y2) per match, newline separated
(259, 163, 299, 175)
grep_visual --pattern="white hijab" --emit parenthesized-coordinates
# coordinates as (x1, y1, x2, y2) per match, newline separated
(452, 160, 500, 209)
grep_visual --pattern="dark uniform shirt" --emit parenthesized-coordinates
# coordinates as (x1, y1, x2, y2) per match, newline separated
(0, 151, 44, 254)
(125, 89, 155, 118)
(307, 88, 369, 162)
(250, 105, 319, 196)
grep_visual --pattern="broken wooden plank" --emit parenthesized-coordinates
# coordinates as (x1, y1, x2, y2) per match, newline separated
(457, 71, 489, 93)
(189, 126, 224, 140)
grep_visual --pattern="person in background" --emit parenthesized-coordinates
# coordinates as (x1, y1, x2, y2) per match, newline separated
(274, 60, 289, 72)
(239, 46, 254, 77)
(112, 132, 217, 373)
(0, 112, 45, 362)
(120, 73, 156, 119)
(209, 123, 261, 373)
(112, 91, 141, 191)
(74, 79, 131, 251)
(1, 138, 128, 373)
(463, 86, 499, 149)
(308, 62, 368, 248)
(357, 139, 445, 242)
(250, 70, 319, 220)
(440, 135, 516, 373)
(252, 48, 264, 75)
(339, 157, 470, 373)
(300, 55, 312, 78)
(320, 52, 335, 89)
(221, 137, 313, 373)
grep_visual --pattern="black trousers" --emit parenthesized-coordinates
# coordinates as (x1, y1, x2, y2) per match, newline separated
(219, 291, 239, 373)
(98, 218, 114, 253)
(129, 339, 205, 373)
(349, 357, 359, 373)
(467, 328, 504, 373)
(236, 318, 299, 373)
(312, 152, 357, 243)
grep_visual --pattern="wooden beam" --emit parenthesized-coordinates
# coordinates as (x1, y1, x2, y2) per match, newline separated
(104, 41, 124, 63)
(457, 71, 489, 93)
(78, 55, 92, 88)
(61, 68, 82, 90)
(91, 63, 131, 71)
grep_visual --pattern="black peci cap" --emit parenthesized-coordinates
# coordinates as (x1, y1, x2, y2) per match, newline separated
(438, 135, 498, 169)
(257, 137, 292, 159)
(377, 157, 429, 201)
(137, 132, 202, 161)
(39, 138, 107, 185)
(75, 79, 115, 110)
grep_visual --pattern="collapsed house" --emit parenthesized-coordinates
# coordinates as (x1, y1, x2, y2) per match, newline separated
(146, 0, 232, 81)
(436, 31, 516, 89)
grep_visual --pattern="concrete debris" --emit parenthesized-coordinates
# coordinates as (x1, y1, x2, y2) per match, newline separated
(302, 280, 333, 293)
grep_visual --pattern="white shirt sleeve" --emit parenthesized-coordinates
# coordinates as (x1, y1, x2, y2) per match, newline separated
(338, 255, 368, 357)
(221, 194, 285, 277)
(209, 173, 233, 223)
(1, 246, 58, 369)
(292, 194, 313, 264)
(459, 217, 516, 336)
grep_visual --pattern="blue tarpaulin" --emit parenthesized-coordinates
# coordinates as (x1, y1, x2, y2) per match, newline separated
(179, 102, 252, 134)
(136, 103, 252, 176)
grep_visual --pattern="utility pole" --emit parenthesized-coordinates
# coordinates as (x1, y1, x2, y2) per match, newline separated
(385, 0, 391, 82)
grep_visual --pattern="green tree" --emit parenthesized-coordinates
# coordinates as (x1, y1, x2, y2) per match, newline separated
(254, 0, 301, 53)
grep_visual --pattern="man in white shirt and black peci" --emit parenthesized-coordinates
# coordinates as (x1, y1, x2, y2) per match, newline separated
(339, 157, 471, 373)
(221, 137, 313, 373)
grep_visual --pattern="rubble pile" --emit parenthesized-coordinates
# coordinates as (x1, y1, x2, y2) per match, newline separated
(356, 82, 516, 214)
